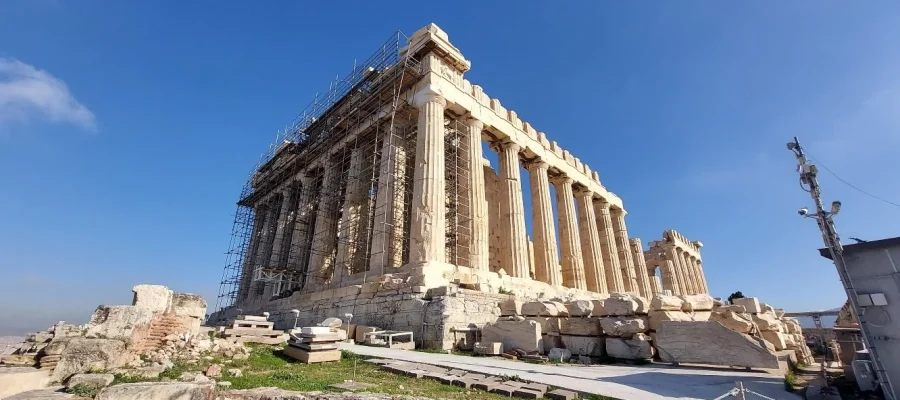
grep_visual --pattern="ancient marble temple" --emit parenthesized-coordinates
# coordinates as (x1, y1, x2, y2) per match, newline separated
(216, 24, 710, 331)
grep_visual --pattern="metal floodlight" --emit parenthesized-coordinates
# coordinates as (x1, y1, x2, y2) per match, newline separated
(831, 201, 842, 215)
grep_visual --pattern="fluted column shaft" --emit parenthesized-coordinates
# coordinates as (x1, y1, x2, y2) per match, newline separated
(334, 148, 366, 283)
(257, 196, 281, 269)
(575, 190, 606, 293)
(408, 87, 447, 266)
(651, 274, 662, 295)
(611, 208, 641, 295)
(628, 238, 652, 298)
(369, 133, 408, 271)
(681, 251, 700, 295)
(288, 175, 315, 284)
(659, 259, 681, 295)
(681, 249, 699, 294)
(238, 204, 267, 299)
(465, 119, 489, 271)
(694, 258, 709, 293)
(269, 188, 293, 268)
(595, 201, 624, 292)
(527, 160, 561, 286)
(552, 176, 586, 290)
(308, 159, 341, 288)
(665, 246, 689, 295)
(497, 142, 529, 278)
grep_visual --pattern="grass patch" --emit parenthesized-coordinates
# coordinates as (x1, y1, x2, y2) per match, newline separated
(784, 370, 798, 392)
(212, 346, 513, 399)
(584, 394, 623, 400)
(102, 345, 623, 400)
(67, 384, 99, 398)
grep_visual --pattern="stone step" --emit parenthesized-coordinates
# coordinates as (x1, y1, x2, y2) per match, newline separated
(224, 328, 283, 337)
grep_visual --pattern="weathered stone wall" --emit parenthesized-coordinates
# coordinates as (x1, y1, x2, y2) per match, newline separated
(223, 280, 504, 349)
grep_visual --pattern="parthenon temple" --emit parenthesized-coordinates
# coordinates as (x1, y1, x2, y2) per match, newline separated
(214, 24, 711, 345)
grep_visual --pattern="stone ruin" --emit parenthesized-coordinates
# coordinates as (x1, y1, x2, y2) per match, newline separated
(3, 284, 208, 383)
(211, 22, 716, 356)
(477, 293, 813, 370)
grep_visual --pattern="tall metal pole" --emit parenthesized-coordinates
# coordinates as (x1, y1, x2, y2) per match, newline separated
(788, 137, 896, 399)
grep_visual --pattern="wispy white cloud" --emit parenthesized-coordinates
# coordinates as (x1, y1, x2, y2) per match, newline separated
(0, 58, 96, 132)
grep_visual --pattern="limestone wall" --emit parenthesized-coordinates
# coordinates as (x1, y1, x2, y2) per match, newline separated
(218, 279, 504, 349)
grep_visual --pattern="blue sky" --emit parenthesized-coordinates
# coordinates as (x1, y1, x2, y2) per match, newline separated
(2, 2, 899, 335)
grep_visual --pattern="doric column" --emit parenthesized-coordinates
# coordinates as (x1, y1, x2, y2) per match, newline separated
(665, 246, 691, 295)
(497, 141, 530, 279)
(269, 188, 294, 268)
(692, 257, 709, 294)
(308, 158, 341, 289)
(238, 203, 267, 300)
(650, 273, 662, 296)
(594, 200, 624, 293)
(681, 251, 700, 295)
(526, 160, 561, 286)
(552, 176, 586, 290)
(658, 259, 680, 295)
(369, 132, 409, 272)
(611, 208, 641, 295)
(628, 238, 652, 298)
(287, 175, 315, 283)
(575, 190, 606, 293)
(465, 118, 489, 271)
(256, 195, 281, 269)
(408, 85, 447, 267)
(678, 250, 693, 295)
(334, 148, 366, 283)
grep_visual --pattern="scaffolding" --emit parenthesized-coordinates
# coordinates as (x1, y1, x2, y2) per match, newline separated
(214, 30, 473, 316)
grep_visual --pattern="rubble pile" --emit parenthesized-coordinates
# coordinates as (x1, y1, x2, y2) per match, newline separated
(487, 293, 814, 370)
(1, 284, 209, 383)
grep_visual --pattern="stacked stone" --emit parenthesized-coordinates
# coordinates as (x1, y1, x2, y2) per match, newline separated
(283, 326, 341, 364)
(723, 297, 814, 365)
(493, 294, 654, 362)
(222, 316, 288, 345)
(598, 295, 653, 361)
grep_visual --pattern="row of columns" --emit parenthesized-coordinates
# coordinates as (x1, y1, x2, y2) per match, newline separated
(652, 245, 708, 296)
(453, 108, 653, 297)
(241, 129, 413, 299)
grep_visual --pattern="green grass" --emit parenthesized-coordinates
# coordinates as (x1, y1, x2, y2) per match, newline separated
(213, 347, 513, 399)
(67, 384, 99, 398)
(784, 370, 798, 392)
(105, 345, 623, 400)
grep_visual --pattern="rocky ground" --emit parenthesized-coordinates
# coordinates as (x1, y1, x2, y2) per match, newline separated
(0, 336, 25, 355)
(14, 345, 571, 400)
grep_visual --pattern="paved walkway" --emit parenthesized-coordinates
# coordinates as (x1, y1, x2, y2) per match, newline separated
(339, 344, 802, 400)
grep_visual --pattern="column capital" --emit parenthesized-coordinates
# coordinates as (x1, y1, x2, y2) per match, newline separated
(412, 83, 447, 108)
(524, 158, 549, 172)
(574, 188, 594, 199)
(464, 116, 484, 131)
(549, 175, 574, 186)
(489, 140, 520, 154)
(501, 141, 521, 152)
(595, 199, 613, 210)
